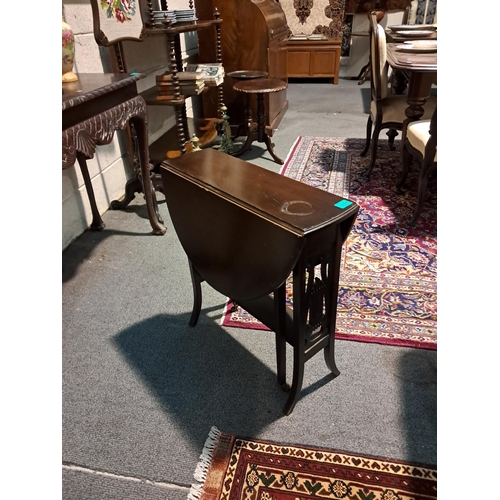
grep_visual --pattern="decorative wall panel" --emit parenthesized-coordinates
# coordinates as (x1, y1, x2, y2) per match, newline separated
(280, 0, 347, 38)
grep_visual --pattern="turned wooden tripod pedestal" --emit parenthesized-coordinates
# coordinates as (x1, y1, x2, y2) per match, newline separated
(226, 70, 268, 139)
(232, 78, 288, 164)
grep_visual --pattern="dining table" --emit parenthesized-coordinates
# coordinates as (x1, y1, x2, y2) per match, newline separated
(386, 42, 437, 144)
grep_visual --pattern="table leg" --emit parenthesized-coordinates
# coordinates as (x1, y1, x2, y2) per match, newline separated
(188, 259, 203, 327)
(264, 135, 284, 165)
(323, 231, 343, 376)
(232, 94, 257, 158)
(283, 258, 307, 416)
(391, 69, 408, 95)
(231, 93, 251, 140)
(76, 153, 105, 231)
(274, 283, 288, 389)
(233, 93, 284, 164)
(130, 115, 167, 235)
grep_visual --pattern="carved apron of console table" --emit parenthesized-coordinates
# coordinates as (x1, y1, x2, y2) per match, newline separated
(160, 149, 359, 415)
(62, 73, 166, 235)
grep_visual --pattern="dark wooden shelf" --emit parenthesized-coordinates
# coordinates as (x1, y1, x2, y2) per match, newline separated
(149, 117, 221, 163)
(141, 11, 224, 157)
(144, 19, 222, 36)
(140, 86, 185, 106)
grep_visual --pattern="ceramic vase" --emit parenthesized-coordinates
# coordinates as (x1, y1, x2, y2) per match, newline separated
(62, 17, 78, 83)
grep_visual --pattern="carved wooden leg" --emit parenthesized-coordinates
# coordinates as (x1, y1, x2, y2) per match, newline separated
(231, 94, 251, 140)
(282, 258, 306, 416)
(264, 134, 284, 165)
(367, 122, 381, 176)
(188, 259, 203, 327)
(274, 283, 288, 389)
(409, 157, 435, 226)
(323, 233, 343, 377)
(256, 93, 266, 144)
(110, 176, 142, 210)
(391, 70, 408, 95)
(232, 94, 257, 157)
(360, 116, 372, 157)
(76, 153, 105, 231)
(130, 115, 166, 235)
(232, 127, 256, 157)
(386, 129, 398, 150)
(357, 60, 370, 85)
(397, 142, 412, 193)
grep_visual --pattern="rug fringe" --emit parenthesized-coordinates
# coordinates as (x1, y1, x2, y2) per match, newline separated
(279, 136, 302, 174)
(188, 426, 221, 500)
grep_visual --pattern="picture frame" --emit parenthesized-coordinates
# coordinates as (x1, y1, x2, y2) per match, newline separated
(90, 0, 146, 47)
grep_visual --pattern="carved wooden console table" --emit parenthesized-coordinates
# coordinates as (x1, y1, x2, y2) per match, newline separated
(62, 73, 166, 235)
(161, 149, 359, 415)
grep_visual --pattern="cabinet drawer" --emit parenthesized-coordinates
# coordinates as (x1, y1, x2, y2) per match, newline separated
(286, 39, 341, 83)
(287, 50, 312, 76)
(312, 50, 338, 77)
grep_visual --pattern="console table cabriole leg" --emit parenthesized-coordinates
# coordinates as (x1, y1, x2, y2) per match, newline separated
(130, 113, 166, 235)
(283, 256, 307, 416)
(76, 153, 105, 231)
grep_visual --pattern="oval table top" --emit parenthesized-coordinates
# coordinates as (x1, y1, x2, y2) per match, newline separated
(233, 78, 288, 94)
(227, 70, 269, 80)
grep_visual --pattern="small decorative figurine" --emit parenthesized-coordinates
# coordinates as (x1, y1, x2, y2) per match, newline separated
(191, 134, 201, 152)
(218, 104, 234, 154)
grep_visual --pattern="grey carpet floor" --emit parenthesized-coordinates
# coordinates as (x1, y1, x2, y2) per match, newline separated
(62, 78, 436, 499)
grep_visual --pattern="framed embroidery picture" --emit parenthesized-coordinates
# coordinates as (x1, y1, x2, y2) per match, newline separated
(90, 0, 146, 47)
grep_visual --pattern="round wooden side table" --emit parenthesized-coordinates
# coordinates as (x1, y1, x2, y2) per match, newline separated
(226, 70, 268, 139)
(232, 78, 288, 165)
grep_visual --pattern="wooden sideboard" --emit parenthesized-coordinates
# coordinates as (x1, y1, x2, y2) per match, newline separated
(287, 38, 342, 84)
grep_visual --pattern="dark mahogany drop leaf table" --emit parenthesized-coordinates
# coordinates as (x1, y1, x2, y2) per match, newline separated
(62, 73, 166, 235)
(161, 149, 359, 415)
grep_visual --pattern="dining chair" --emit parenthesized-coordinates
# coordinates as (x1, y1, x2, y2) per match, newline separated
(397, 106, 437, 225)
(360, 11, 436, 176)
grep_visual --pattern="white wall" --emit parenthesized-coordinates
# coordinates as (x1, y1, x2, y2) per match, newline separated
(62, 0, 199, 250)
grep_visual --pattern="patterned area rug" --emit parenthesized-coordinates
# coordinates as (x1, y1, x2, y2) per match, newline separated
(189, 427, 437, 500)
(221, 137, 437, 349)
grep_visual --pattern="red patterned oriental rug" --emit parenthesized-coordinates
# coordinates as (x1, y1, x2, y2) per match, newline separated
(221, 137, 437, 350)
(189, 427, 437, 500)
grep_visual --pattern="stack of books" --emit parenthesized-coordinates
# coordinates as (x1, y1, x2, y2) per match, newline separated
(156, 71, 205, 99)
(185, 63, 224, 86)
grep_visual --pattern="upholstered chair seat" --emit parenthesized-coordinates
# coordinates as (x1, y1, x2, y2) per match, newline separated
(370, 95, 436, 127)
(405, 119, 437, 161)
(397, 107, 437, 225)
